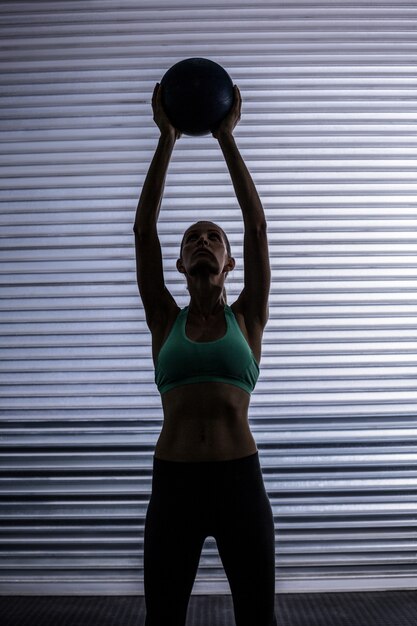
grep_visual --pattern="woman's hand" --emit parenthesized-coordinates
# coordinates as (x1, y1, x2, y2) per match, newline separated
(152, 82, 182, 141)
(212, 85, 241, 140)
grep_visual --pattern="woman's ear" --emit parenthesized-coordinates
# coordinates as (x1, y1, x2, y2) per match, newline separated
(224, 257, 235, 273)
(177, 258, 186, 274)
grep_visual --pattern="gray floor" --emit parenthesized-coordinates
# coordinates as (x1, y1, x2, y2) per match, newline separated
(1, 591, 417, 626)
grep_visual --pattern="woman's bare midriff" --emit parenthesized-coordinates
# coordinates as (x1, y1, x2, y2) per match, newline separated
(154, 381, 258, 462)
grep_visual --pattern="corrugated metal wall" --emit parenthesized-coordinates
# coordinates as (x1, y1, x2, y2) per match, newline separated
(1, 0, 417, 595)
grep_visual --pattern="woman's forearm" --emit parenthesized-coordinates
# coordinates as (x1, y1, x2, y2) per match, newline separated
(133, 132, 177, 234)
(217, 131, 266, 229)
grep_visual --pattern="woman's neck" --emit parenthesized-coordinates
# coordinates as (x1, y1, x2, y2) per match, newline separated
(186, 275, 227, 319)
(188, 295, 225, 319)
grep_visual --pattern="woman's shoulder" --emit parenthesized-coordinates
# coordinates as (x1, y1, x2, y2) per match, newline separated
(149, 300, 182, 362)
(230, 297, 264, 363)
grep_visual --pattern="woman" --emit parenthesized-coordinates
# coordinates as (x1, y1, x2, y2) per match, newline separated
(133, 81, 277, 626)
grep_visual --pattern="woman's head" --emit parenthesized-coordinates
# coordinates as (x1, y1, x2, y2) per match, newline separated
(180, 221, 232, 258)
(177, 221, 235, 302)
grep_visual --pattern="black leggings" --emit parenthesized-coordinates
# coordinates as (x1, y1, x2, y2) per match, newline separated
(144, 451, 277, 626)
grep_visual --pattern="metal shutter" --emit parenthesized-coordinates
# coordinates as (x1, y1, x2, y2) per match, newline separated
(1, 0, 417, 594)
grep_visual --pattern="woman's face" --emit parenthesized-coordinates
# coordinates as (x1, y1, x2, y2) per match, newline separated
(178, 222, 233, 278)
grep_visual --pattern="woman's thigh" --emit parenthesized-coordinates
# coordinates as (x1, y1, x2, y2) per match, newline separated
(214, 461, 277, 626)
(144, 491, 205, 626)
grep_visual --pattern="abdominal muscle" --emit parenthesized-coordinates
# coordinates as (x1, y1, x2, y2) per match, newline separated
(154, 381, 258, 462)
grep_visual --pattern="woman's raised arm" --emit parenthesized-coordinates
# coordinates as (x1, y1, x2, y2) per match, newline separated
(213, 86, 271, 329)
(133, 84, 181, 330)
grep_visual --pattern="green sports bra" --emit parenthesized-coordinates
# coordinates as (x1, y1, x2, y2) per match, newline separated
(155, 304, 260, 395)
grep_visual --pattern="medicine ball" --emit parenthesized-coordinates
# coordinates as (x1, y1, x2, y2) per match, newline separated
(160, 58, 234, 136)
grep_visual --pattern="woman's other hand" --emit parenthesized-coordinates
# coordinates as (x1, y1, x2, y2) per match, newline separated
(212, 85, 242, 140)
(152, 82, 182, 141)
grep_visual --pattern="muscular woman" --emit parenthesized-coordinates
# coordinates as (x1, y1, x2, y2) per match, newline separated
(133, 82, 277, 626)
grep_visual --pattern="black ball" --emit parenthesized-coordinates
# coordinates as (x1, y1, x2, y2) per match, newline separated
(160, 58, 234, 136)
